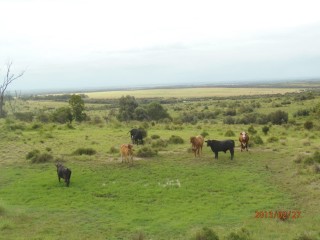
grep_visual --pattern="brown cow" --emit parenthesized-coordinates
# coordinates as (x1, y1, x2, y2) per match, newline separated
(239, 132, 249, 151)
(190, 135, 204, 157)
(120, 144, 134, 164)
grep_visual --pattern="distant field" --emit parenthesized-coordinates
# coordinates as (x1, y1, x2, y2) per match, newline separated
(83, 87, 302, 99)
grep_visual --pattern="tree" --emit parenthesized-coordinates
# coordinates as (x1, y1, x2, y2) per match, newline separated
(0, 61, 25, 117)
(146, 102, 171, 121)
(69, 94, 86, 122)
(51, 107, 73, 123)
(117, 95, 138, 121)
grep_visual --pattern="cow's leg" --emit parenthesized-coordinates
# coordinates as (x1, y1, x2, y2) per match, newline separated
(214, 152, 218, 159)
(230, 149, 234, 160)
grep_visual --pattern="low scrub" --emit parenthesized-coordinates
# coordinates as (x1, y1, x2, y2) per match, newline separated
(193, 227, 219, 240)
(225, 228, 252, 240)
(151, 139, 168, 148)
(267, 136, 279, 143)
(252, 135, 264, 145)
(225, 130, 235, 137)
(304, 151, 320, 165)
(26, 149, 53, 163)
(168, 135, 184, 144)
(73, 147, 97, 155)
(136, 146, 158, 158)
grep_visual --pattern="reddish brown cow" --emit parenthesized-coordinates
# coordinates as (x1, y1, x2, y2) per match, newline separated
(190, 135, 204, 157)
(120, 144, 134, 164)
(239, 132, 249, 151)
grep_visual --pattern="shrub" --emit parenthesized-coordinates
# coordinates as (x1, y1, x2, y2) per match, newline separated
(304, 121, 314, 130)
(26, 149, 40, 160)
(37, 112, 50, 123)
(201, 131, 209, 138)
(223, 116, 235, 124)
(224, 108, 237, 116)
(293, 109, 310, 117)
(151, 134, 160, 139)
(31, 122, 42, 129)
(262, 126, 270, 135)
(26, 150, 53, 163)
(73, 148, 96, 155)
(194, 227, 219, 240)
(225, 228, 251, 240)
(247, 125, 257, 135)
(14, 112, 34, 122)
(51, 107, 73, 124)
(151, 139, 168, 148)
(168, 135, 184, 144)
(136, 146, 158, 158)
(225, 130, 235, 137)
(267, 136, 279, 143)
(252, 135, 263, 145)
(268, 110, 288, 125)
(304, 151, 320, 165)
(294, 232, 318, 240)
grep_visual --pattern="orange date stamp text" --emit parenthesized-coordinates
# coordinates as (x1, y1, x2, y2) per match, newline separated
(255, 211, 301, 220)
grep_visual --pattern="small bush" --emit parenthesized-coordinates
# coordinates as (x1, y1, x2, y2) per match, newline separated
(252, 135, 263, 145)
(151, 139, 168, 148)
(73, 148, 96, 155)
(136, 146, 158, 158)
(31, 122, 42, 129)
(225, 130, 235, 137)
(293, 109, 310, 117)
(225, 228, 251, 240)
(151, 134, 160, 139)
(132, 231, 145, 240)
(304, 151, 320, 165)
(168, 135, 184, 144)
(262, 126, 270, 135)
(247, 125, 257, 134)
(14, 112, 34, 122)
(267, 136, 279, 143)
(224, 108, 237, 116)
(194, 227, 219, 240)
(26, 150, 53, 163)
(304, 121, 314, 130)
(223, 116, 235, 124)
(294, 232, 318, 240)
(201, 131, 209, 138)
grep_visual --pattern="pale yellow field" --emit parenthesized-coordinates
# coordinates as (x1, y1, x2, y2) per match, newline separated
(83, 87, 302, 99)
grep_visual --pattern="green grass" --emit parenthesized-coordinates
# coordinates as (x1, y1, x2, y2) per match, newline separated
(0, 150, 294, 239)
(1, 87, 320, 239)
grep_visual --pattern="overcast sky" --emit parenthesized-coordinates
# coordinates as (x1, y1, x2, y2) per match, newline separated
(1, 0, 320, 92)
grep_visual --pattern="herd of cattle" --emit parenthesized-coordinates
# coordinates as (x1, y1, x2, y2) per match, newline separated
(56, 129, 249, 187)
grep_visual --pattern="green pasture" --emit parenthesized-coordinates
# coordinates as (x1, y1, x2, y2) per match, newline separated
(1, 87, 320, 240)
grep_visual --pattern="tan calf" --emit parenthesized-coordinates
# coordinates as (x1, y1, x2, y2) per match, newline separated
(120, 144, 134, 164)
(190, 135, 204, 157)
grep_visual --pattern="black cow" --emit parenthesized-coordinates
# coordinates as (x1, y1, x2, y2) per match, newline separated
(205, 139, 235, 160)
(128, 128, 146, 145)
(56, 162, 72, 187)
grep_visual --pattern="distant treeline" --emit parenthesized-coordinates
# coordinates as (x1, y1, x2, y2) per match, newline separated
(18, 89, 320, 105)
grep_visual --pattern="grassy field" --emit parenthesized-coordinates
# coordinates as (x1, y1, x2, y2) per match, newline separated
(82, 87, 302, 99)
(1, 86, 320, 240)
